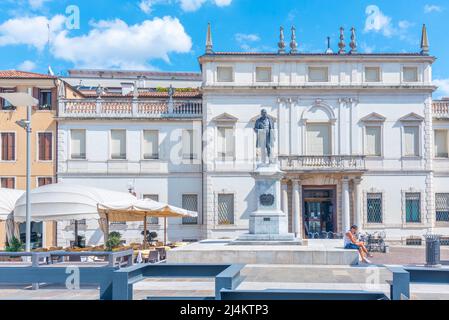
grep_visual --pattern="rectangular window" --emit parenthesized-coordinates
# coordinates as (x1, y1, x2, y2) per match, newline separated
(406, 193, 421, 223)
(38, 132, 52, 161)
(182, 129, 197, 160)
(218, 194, 234, 225)
(403, 67, 418, 82)
(37, 177, 53, 187)
(70, 129, 86, 160)
(182, 194, 198, 225)
(436, 193, 449, 222)
(143, 194, 159, 224)
(365, 67, 381, 82)
(217, 67, 233, 82)
(38, 89, 53, 110)
(367, 193, 383, 223)
(404, 126, 420, 157)
(308, 67, 329, 82)
(365, 126, 382, 156)
(434, 130, 449, 158)
(143, 130, 159, 160)
(0, 88, 17, 110)
(217, 127, 235, 160)
(110, 130, 126, 160)
(1, 133, 15, 161)
(256, 67, 272, 82)
(306, 124, 331, 155)
(0, 177, 15, 189)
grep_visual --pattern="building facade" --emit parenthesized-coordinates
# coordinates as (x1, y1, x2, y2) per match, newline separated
(47, 25, 449, 246)
(56, 71, 204, 246)
(0, 71, 59, 249)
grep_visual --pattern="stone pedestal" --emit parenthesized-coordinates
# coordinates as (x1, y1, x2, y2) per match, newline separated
(232, 163, 302, 246)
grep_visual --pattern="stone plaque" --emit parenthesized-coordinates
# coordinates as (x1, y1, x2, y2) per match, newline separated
(260, 194, 275, 207)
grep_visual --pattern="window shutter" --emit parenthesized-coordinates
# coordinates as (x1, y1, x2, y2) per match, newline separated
(306, 124, 331, 155)
(51, 88, 57, 110)
(111, 130, 126, 160)
(435, 130, 448, 158)
(366, 127, 381, 156)
(33, 88, 40, 107)
(70, 129, 86, 159)
(143, 130, 159, 159)
(404, 126, 419, 156)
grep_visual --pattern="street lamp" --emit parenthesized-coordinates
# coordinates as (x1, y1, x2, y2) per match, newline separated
(0, 91, 38, 252)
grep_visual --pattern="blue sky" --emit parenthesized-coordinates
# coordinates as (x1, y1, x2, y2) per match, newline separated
(0, 0, 448, 96)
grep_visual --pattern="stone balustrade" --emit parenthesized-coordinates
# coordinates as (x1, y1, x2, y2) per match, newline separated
(59, 98, 202, 118)
(433, 100, 449, 119)
(279, 155, 366, 172)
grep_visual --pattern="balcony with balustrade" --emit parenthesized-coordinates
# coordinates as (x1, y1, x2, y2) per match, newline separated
(433, 100, 449, 119)
(58, 98, 203, 119)
(279, 155, 366, 173)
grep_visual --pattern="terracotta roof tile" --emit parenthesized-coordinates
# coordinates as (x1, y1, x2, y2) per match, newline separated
(0, 70, 57, 79)
(79, 89, 202, 99)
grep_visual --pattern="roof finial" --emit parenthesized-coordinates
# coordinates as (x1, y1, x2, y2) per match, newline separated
(325, 36, 333, 54)
(290, 26, 298, 54)
(206, 22, 213, 54)
(338, 27, 346, 54)
(278, 26, 286, 54)
(421, 24, 429, 55)
(349, 27, 357, 54)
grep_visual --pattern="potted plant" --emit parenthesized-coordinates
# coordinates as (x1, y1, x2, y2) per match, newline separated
(4, 237, 25, 262)
(105, 231, 123, 251)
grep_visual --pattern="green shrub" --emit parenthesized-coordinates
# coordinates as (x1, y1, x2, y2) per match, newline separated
(105, 232, 122, 251)
(5, 237, 24, 252)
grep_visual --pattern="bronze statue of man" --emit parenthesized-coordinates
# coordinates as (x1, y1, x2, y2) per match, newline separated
(254, 109, 274, 159)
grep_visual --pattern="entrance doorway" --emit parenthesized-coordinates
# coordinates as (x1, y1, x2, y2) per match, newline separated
(303, 189, 335, 238)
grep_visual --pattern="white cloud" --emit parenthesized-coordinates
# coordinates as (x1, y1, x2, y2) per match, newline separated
(360, 42, 375, 54)
(364, 5, 394, 37)
(17, 60, 37, 71)
(235, 33, 260, 43)
(51, 16, 192, 69)
(214, 0, 232, 6)
(0, 15, 65, 51)
(139, 0, 232, 13)
(424, 4, 443, 13)
(28, 0, 52, 10)
(434, 79, 449, 98)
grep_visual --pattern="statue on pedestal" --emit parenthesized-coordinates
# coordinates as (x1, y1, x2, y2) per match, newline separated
(254, 109, 275, 164)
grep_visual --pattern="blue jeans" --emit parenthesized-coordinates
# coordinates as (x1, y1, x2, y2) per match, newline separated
(345, 243, 360, 250)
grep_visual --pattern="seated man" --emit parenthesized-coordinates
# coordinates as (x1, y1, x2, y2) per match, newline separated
(344, 225, 373, 264)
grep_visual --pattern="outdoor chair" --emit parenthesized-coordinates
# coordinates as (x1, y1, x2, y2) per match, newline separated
(156, 247, 167, 261)
(147, 250, 160, 263)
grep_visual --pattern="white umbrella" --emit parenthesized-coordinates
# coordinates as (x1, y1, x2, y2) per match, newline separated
(14, 183, 136, 222)
(0, 188, 25, 221)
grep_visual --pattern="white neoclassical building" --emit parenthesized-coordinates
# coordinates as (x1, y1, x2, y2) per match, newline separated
(56, 25, 449, 246)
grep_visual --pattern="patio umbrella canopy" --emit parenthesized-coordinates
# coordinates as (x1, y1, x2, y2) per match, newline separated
(14, 183, 136, 222)
(98, 199, 198, 246)
(97, 199, 197, 222)
(0, 188, 25, 221)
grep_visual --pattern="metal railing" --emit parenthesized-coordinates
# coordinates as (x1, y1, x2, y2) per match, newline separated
(433, 100, 449, 119)
(279, 155, 366, 172)
(59, 98, 202, 118)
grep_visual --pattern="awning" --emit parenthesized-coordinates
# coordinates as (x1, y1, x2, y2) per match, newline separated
(14, 183, 136, 222)
(98, 199, 197, 222)
(0, 93, 38, 107)
(0, 188, 25, 220)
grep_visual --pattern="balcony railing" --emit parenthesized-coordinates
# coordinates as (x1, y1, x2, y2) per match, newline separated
(433, 100, 449, 119)
(58, 98, 202, 118)
(279, 155, 366, 172)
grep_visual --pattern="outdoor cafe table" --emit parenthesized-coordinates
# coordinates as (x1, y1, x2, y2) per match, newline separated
(49, 249, 134, 267)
